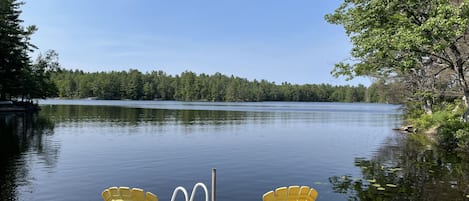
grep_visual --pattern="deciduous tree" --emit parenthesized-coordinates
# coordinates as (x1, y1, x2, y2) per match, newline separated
(326, 0, 469, 115)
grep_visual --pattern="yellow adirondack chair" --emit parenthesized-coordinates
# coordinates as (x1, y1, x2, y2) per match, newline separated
(262, 186, 318, 201)
(102, 187, 158, 201)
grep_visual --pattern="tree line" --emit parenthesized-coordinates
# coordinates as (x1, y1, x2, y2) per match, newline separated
(1, 0, 397, 104)
(51, 69, 390, 103)
(0, 0, 404, 104)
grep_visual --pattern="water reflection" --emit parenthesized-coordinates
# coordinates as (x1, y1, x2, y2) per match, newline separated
(329, 134, 469, 201)
(1, 103, 403, 201)
(41, 104, 401, 128)
(0, 113, 57, 201)
(41, 105, 257, 126)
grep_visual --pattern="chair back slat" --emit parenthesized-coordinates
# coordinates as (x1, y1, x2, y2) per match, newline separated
(308, 188, 318, 201)
(132, 188, 145, 201)
(101, 187, 158, 201)
(263, 191, 275, 201)
(262, 186, 317, 201)
(275, 187, 288, 201)
(287, 186, 300, 201)
(102, 189, 112, 201)
(298, 186, 311, 201)
(146, 192, 158, 201)
(119, 187, 132, 201)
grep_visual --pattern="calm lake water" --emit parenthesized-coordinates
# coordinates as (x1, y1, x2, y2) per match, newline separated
(2, 100, 467, 201)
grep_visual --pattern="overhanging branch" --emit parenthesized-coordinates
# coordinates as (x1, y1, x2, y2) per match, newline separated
(413, 49, 453, 65)
(434, 66, 451, 77)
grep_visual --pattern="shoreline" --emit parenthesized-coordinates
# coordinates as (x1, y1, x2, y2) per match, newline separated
(0, 101, 41, 113)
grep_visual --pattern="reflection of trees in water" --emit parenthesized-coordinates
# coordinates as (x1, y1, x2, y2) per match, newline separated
(0, 113, 57, 201)
(42, 105, 271, 126)
(330, 134, 469, 201)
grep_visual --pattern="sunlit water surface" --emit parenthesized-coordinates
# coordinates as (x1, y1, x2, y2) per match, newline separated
(1, 100, 403, 201)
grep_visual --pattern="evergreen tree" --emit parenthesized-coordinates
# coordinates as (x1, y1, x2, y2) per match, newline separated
(0, 0, 36, 100)
(50, 69, 385, 103)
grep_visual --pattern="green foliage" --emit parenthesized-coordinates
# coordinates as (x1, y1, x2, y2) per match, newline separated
(326, 0, 469, 79)
(409, 101, 463, 128)
(435, 101, 469, 150)
(411, 113, 435, 129)
(0, 0, 37, 100)
(327, 0, 469, 123)
(24, 50, 60, 99)
(0, 1, 58, 101)
(50, 69, 382, 103)
(437, 120, 469, 149)
(408, 99, 469, 150)
(403, 101, 426, 120)
(455, 129, 469, 149)
(413, 111, 460, 130)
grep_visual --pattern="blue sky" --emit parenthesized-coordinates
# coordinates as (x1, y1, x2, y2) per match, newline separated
(21, 0, 370, 86)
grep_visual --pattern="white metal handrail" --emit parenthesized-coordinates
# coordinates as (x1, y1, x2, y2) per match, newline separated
(170, 183, 209, 201)
(189, 183, 209, 201)
(170, 186, 189, 201)
(170, 168, 215, 201)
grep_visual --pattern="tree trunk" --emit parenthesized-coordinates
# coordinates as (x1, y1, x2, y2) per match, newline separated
(449, 43, 469, 122)
(462, 91, 469, 122)
(424, 98, 433, 115)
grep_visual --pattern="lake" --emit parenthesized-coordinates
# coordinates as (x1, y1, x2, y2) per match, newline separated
(2, 100, 467, 201)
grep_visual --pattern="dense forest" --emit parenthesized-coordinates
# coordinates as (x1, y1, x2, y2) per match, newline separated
(50, 69, 397, 103)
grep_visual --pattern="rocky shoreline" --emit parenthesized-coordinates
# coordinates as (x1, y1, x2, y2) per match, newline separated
(393, 125, 417, 134)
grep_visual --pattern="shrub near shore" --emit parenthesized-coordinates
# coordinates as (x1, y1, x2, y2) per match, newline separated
(407, 100, 469, 151)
